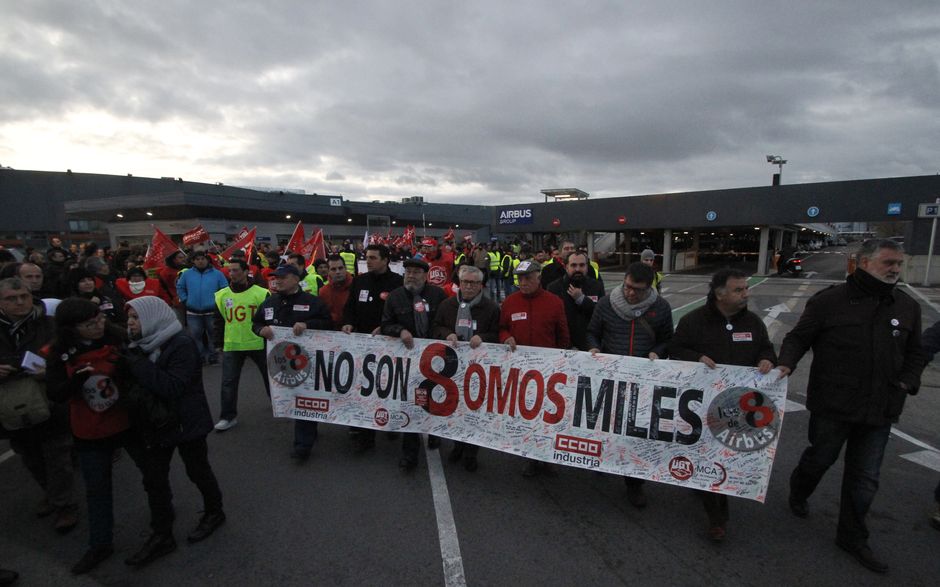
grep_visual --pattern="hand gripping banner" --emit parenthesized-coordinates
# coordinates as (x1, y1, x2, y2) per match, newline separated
(267, 328, 789, 502)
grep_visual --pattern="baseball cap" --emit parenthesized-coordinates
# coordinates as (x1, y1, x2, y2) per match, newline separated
(513, 260, 542, 275)
(421, 238, 438, 247)
(273, 264, 302, 278)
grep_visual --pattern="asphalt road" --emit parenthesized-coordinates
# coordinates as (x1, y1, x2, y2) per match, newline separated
(3, 251, 940, 586)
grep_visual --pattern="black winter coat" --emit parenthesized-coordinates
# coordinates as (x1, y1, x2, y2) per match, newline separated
(252, 288, 332, 335)
(777, 272, 926, 426)
(430, 294, 501, 343)
(342, 270, 404, 333)
(670, 301, 777, 367)
(127, 331, 213, 446)
(546, 275, 606, 351)
(586, 293, 673, 358)
(381, 284, 447, 338)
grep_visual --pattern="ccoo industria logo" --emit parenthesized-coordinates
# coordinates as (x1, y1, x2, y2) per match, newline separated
(498, 208, 534, 225)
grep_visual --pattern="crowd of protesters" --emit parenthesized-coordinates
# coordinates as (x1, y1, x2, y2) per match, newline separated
(0, 233, 938, 582)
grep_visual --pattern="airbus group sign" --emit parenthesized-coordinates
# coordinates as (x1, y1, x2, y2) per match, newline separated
(498, 208, 534, 225)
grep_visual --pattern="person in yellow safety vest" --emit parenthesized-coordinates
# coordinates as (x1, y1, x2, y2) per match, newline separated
(454, 249, 466, 268)
(212, 259, 271, 431)
(487, 246, 502, 299)
(640, 249, 665, 292)
(285, 254, 325, 295)
(500, 249, 517, 296)
(339, 249, 356, 275)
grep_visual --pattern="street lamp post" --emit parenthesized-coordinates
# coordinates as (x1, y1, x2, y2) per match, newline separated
(766, 155, 787, 185)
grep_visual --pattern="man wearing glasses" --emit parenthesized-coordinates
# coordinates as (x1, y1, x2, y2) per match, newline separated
(431, 265, 500, 471)
(586, 262, 674, 509)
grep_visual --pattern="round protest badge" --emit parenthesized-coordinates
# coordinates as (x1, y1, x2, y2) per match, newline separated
(82, 375, 119, 413)
(267, 341, 312, 387)
(706, 387, 780, 452)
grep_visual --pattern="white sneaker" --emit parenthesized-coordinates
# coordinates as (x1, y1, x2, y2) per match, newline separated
(214, 418, 237, 432)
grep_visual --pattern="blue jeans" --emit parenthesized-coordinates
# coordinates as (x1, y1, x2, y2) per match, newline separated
(75, 431, 149, 547)
(789, 413, 891, 546)
(220, 350, 269, 420)
(186, 312, 218, 363)
(488, 273, 502, 300)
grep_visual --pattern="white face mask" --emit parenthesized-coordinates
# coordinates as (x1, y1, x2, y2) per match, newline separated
(129, 281, 147, 294)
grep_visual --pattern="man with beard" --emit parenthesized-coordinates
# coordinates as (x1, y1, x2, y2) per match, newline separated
(253, 265, 332, 460)
(381, 258, 447, 470)
(669, 269, 776, 542)
(586, 262, 673, 508)
(341, 244, 404, 452)
(431, 265, 500, 471)
(777, 239, 926, 573)
(546, 251, 605, 351)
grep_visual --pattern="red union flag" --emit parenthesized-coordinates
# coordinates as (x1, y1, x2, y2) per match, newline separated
(182, 225, 210, 247)
(442, 227, 455, 242)
(222, 227, 256, 261)
(143, 227, 181, 269)
(285, 221, 305, 254)
(301, 229, 327, 265)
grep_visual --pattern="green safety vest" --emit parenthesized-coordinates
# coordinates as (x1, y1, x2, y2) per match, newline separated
(501, 254, 515, 278)
(340, 251, 356, 274)
(488, 251, 501, 271)
(455, 253, 465, 267)
(215, 285, 270, 351)
(512, 258, 521, 285)
(590, 260, 600, 280)
(300, 272, 324, 296)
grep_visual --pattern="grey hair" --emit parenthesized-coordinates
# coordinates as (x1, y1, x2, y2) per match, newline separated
(84, 256, 106, 271)
(458, 265, 484, 281)
(0, 277, 27, 293)
(858, 238, 903, 260)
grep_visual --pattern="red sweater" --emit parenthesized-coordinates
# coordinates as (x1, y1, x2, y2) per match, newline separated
(318, 275, 354, 329)
(64, 345, 130, 440)
(499, 288, 570, 349)
(115, 277, 171, 304)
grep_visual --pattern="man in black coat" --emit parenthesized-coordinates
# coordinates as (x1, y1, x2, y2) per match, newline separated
(777, 239, 926, 574)
(546, 251, 605, 351)
(341, 244, 404, 452)
(253, 264, 332, 461)
(669, 268, 776, 542)
(381, 258, 447, 470)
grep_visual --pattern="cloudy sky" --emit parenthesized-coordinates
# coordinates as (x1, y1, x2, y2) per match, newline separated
(1, 1, 938, 204)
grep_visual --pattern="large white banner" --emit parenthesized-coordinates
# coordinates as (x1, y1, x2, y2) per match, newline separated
(267, 328, 789, 502)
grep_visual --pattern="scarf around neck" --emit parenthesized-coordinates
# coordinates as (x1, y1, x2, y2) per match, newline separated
(455, 291, 483, 341)
(609, 284, 659, 322)
(126, 296, 183, 361)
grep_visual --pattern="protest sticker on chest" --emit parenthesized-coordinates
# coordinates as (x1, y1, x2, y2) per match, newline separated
(732, 332, 753, 342)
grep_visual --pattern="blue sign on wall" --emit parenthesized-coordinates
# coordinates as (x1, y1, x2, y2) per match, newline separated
(498, 208, 534, 225)
(887, 202, 902, 215)
(706, 211, 718, 222)
(807, 206, 820, 218)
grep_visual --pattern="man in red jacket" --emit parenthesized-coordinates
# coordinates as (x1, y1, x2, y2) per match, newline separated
(498, 260, 570, 477)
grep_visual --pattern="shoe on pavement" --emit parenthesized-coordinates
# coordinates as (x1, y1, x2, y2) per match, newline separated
(836, 538, 888, 574)
(290, 447, 311, 461)
(463, 456, 478, 472)
(214, 418, 237, 432)
(788, 495, 809, 518)
(931, 504, 940, 531)
(125, 533, 177, 567)
(427, 435, 440, 449)
(71, 545, 113, 575)
(707, 524, 726, 543)
(187, 511, 226, 543)
(625, 484, 648, 509)
(399, 457, 417, 471)
(54, 506, 79, 534)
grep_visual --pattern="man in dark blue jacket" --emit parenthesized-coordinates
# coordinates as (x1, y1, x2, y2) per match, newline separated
(252, 264, 332, 461)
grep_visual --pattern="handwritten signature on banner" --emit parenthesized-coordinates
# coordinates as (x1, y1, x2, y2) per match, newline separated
(266, 328, 789, 502)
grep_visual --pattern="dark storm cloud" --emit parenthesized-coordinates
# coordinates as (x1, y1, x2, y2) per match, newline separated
(2, 1, 938, 202)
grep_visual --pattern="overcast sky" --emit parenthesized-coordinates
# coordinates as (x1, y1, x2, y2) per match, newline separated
(1, 1, 938, 204)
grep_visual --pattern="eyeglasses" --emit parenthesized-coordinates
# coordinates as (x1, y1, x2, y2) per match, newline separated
(460, 280, 482, 285)
(624, 283, 649, 294)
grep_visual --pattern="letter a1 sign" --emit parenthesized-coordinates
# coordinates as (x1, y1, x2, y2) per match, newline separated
(807, 206, 820, 218)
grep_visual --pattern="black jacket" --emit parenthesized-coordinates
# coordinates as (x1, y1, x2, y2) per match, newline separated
(586, 293, 673, 358)
(546, 275, 606, 351)
(342, 270, 404, 333)
(252, 288, 332, 336)
(381, 284, 447, 338)
(777, 272, 926, 426)
(431, 294, 501, 343)
(127, 331, 213, 446)
(670, 300, 777, 367)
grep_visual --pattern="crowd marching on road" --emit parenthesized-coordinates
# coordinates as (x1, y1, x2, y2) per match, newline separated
(0, 233, 938, 585)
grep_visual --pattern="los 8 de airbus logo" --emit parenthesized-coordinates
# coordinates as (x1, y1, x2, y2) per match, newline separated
(268, 341, 312, 387)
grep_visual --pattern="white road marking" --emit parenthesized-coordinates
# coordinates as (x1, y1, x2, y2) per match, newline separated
(424, 435, 467, 587)
(891, 427, 939, 452)
(904, 283, 940, 315)
(0, 450, 14, 465)
(900, 450, 940, 473)
(785, 400, 806, 412)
